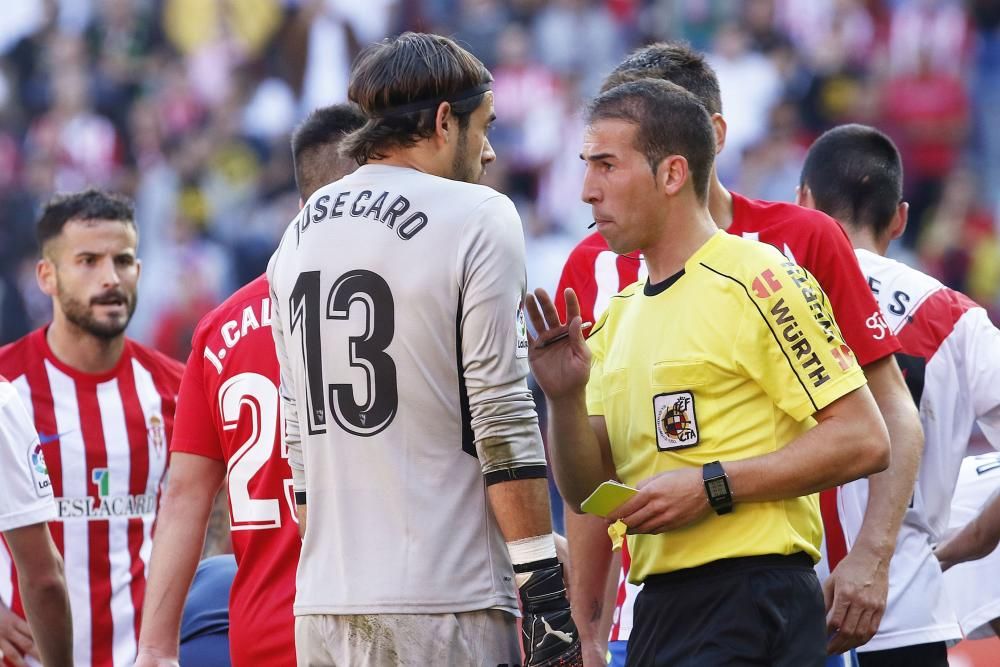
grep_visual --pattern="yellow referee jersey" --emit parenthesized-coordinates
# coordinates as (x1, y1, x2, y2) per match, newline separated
(586, 230, 867, 583)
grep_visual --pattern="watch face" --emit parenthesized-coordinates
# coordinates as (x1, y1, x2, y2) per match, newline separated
(707, 477, 728, 499)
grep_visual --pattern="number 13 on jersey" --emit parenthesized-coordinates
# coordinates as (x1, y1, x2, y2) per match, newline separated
(289, 270, 399, 437)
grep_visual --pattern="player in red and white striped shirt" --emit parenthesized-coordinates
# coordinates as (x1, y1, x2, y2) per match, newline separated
(0, 190, 183, 667)
(135, 104, 365, 667)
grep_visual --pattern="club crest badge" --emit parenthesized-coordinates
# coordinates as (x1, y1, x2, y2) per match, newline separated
(654, 391, 699, 450)
(147, 413, 166, 453)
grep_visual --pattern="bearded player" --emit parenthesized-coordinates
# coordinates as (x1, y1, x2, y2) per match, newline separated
(0, 190, 184, 667)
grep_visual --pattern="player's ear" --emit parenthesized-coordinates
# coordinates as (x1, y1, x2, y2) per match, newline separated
(36, 256, 57, 297)
(435, 101, 452, 143)
(795, 184, 814, 209)
(711, 113, 726, 155)
(889, 201, 909, 242)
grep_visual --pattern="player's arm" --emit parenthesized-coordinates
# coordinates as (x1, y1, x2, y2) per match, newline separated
(564, 511, 617, 666)
(822, 353, 922, 654)
(461, 197, 582, 665)
(136, 453, 225, 667)
(137, 337, 227, 666)
(201, 486, 233, 558)
(4, 523, 72, 667)
(935, 487, 1000, 570)
(804, 220, 923, 654)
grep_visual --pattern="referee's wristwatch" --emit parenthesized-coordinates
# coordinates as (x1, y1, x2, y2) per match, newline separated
(703, 461, 733, 515)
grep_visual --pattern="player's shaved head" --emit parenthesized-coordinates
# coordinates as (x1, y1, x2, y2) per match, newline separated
(603, 42, 723, 116)
(588, 79, 715, 203)
(341, 32, 493, 164)
(801, 124, 903, 237)
(291, 104, 366, 201)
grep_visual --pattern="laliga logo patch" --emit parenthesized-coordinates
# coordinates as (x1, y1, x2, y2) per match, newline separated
(27, 441, 53, 497)
(147, 412, 166, 453)
(654, 391, 699, 450)
(515, 305, 529, 359)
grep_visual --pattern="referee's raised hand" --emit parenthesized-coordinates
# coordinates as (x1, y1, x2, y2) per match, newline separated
(525, 288, 592, 401)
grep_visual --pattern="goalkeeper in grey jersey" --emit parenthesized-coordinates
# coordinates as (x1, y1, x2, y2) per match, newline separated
(267, 32, 581, 666)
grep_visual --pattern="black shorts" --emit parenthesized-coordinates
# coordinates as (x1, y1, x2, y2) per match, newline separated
(626, 552, 826, 667)
(857, 642, 949, 667)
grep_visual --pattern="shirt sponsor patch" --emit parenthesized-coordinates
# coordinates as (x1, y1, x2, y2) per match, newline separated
(515, 305, 529, 359)
(27, 440, 53, 497)
(654, 391, 699, 450)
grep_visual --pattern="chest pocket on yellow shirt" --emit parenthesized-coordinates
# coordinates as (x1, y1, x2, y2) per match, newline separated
(650, 361, 708, 451)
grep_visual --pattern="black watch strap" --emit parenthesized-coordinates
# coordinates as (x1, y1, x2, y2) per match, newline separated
(703, 460, 733, 515)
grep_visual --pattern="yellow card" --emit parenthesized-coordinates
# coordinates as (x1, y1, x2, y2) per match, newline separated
(580, 480, 638, 518)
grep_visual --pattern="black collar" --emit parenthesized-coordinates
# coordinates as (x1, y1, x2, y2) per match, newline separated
(643, 269, 685, 296)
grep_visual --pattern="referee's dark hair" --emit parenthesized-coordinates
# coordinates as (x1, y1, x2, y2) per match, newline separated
(37, 189, 135, 254)
(588, 79, 716, 203)
(342, 32, 493, 164)
(800, 124, 903, 238)
(291, 104, 366, 201)
(602, 41, 723, 116)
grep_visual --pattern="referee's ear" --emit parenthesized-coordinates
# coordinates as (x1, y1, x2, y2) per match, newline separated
(657, 154, 689, 199)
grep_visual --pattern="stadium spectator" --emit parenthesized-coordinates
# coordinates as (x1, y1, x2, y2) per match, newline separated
(0, 190, 183, 667)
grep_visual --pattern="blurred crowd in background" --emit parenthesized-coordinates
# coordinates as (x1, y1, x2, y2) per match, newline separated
(1, 0, 998, 359)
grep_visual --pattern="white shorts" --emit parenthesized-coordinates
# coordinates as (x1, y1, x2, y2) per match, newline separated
(295, 609, 520, 666)
(942, 454, 1000, 639)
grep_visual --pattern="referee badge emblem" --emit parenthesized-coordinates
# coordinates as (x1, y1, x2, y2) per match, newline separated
(654, 391, 699, 450)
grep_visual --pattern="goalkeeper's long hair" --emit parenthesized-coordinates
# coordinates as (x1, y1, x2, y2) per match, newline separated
(341, 32, 493, 165)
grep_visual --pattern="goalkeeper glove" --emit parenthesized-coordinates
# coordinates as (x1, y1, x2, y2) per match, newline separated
(516, 559, 583, 667)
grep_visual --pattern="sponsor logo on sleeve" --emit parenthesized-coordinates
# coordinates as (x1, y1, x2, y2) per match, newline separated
(27, 441, 53, 497)
(654, 391, 699, 450)
(515, 304, 529, 359)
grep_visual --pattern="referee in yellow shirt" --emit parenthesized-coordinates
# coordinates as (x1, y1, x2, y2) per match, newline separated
(527, 78, 891, 666)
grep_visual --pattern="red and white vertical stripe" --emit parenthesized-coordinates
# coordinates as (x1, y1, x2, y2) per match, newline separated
(0, 357, 169, 667)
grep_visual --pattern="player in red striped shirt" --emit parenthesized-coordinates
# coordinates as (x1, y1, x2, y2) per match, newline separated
(0, 190, 183, 667)
(557, 43, 922, 666)
(135, 104, 365, 667)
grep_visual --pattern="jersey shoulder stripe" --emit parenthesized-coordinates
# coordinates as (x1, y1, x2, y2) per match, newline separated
(897, 287, 980, 360)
